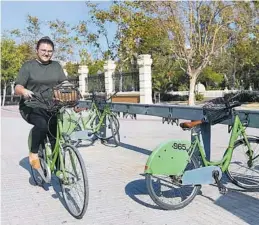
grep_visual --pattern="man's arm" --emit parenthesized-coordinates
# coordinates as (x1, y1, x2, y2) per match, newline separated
(15, 62, 33, 98)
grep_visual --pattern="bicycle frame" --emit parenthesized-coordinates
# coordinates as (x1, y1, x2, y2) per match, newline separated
(79, 101, 113, 133)
(189, 114, 253, 172)
(45, 111, 68, 180)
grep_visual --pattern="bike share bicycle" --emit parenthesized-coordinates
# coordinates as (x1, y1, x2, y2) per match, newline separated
(144, 92, 259, 210)
(25, 82, 89, 219)
(71, 91, 120, 147)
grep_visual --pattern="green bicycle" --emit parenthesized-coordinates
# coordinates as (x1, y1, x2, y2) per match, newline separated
(26, 84, 89, 219)
(144, 92, 259, 210)
(70, 92, 120, 147)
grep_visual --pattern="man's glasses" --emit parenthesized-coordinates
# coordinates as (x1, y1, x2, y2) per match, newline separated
(39, 49, 53, 54)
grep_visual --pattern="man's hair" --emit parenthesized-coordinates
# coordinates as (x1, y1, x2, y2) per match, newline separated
(36, 36, 54, 50)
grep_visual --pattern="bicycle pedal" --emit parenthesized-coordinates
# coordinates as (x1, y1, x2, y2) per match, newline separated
(56, 170, 64, 180)
(212, 170, 228, 195)
(219, 186, 228, 195)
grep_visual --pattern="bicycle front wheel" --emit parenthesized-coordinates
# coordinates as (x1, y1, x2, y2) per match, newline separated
(60, 144, 89, 219)
(226, 137, 259, 189)
(146, 155, 201, 210)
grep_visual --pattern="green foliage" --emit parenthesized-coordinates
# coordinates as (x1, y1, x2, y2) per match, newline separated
(88, 60, 105, 75)
(1, 1, 259, 101)
(17, 42, 36, 61)
(64, 62, 79, 77)
(195, 93, 204, 101)
(198, 67, 224, 89)
(160, 93, 188, 102)
(1, 39, 25, 83)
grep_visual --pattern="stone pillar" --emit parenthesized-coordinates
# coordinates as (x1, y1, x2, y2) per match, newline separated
(104, 60, 116, 97)
(137, 54, 153, 104)
(63, 68, 68, 77)
(78, 65, 88, 98)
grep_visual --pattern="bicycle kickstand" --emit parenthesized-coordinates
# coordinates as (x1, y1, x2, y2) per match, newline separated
(212, 170, 228, 195)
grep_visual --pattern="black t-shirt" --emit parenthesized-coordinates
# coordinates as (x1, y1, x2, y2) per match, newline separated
(15, 59, 67, 110)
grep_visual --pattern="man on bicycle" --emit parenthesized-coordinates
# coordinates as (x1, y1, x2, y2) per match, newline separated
(15, 36, 67, 169)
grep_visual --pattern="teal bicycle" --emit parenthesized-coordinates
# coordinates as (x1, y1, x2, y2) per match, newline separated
(25, 83, 89, 219)
(144, 92, 259, 210)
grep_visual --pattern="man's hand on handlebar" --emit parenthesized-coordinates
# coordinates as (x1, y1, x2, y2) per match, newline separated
(22, 89, 34, 99)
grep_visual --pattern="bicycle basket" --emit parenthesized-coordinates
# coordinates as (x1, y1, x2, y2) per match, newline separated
(53, 85, 80, 107)
(203, 98, 232, 125)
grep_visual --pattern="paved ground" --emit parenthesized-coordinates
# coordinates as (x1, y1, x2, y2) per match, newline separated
(1, 106, 259, 225)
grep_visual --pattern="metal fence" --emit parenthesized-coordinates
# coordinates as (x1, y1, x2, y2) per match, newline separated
(1, 95, 21, 105)
(112, 71, 139, 92)
(86, 73, 105, 93)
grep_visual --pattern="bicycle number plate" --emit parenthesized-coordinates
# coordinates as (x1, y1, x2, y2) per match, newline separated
(171, 141, 189, 151)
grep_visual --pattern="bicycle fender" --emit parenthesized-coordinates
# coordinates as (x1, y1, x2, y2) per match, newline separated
(144, 140, 191, 176)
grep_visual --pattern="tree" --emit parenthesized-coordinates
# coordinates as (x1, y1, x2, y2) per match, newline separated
(25, 15, 42, 47)
(48, 19, 74, 61)
(1, 39, 25, 105)
(211, 1, 259, 90)
(133, 1, 250, 105)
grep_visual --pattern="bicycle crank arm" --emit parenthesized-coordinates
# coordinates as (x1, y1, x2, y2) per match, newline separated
(182, 166, 222, 185)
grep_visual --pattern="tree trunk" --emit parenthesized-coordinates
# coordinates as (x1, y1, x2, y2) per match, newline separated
(2, 82, 7, 106)
(188, 75, 196, 106)
(11, 81, 15, 102)
(231, 71, 236, 90)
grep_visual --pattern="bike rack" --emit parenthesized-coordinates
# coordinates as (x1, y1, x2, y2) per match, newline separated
(78, 100, 259, 160)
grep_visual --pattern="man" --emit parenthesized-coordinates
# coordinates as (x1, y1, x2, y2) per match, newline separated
(15, 36, 67, 169)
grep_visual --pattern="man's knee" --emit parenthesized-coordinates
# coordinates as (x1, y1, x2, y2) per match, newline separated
(33, 118, 49, 132)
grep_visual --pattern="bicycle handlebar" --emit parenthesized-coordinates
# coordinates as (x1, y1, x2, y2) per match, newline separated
(24, 84, 80, 112)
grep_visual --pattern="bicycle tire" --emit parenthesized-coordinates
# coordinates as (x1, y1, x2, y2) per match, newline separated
(94, 114, 119, 140)
(146, 155, 201, 210)
(109, 115, 120, 146)
(29, 127, 46, 186)
(225, 137, 259, 189)
(59, 144, 89, 219)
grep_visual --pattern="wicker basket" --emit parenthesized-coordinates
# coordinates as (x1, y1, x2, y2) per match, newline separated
(53, 86, 80, 105)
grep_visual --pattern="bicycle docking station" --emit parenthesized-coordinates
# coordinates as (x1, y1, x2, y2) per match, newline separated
(78, 100, 259, 158)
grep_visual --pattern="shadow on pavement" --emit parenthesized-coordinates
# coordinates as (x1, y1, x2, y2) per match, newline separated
(19, 157, 37, 186)
(120, 142, 152, 155)
(214, 190, 259, 225)
(124, 178, 163, 210)
(19, 157, 68, 211)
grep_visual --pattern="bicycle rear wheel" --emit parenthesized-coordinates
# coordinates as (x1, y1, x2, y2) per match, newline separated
(95, 114, 120, 141)
(109, 115, 120, 146)
(60, 144, 89, 219)
(226, 137, 259, 189)
(146, 155, 201, 210)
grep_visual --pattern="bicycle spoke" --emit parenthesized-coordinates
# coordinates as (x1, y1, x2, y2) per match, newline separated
(60, 144, 88, 219)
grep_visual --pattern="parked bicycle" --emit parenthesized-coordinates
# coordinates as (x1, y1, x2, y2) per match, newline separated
(144, 92, 259, 210)
(70, 92, 120, 147)
(25, 83, 89, 219)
